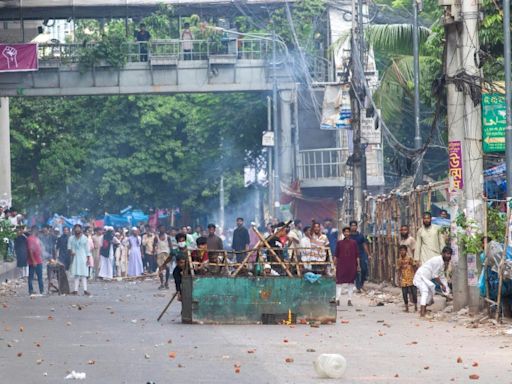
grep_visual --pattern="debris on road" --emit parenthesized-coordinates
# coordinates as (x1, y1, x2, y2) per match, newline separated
(314, 354, 347, 379)
(64, 371, 86, 380)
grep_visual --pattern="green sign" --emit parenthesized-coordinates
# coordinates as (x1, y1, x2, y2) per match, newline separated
(482, 93, 506, 153)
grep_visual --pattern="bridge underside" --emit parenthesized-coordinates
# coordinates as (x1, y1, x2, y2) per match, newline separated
(0, 0, 293, 20)
(0, 60, 294, 97)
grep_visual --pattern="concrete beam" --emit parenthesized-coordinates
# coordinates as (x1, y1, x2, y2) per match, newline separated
(0, 0, 295, 20)
(0, 60, 295, 97)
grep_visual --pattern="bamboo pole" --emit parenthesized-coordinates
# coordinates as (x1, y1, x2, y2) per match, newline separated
(186, 249, 195, 276)
(251, 227, 293, 277)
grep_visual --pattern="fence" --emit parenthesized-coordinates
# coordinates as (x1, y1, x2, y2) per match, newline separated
(364, 180, 449, 285)
(179, 246, 334, 279)
(37, 39, 279, 65)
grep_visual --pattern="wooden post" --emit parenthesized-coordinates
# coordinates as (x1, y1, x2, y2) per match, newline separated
(223, 250, 231, 276)
(187, 249, 195, 276)
(427, 187, 432, 212)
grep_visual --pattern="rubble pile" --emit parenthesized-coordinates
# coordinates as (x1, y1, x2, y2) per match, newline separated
(0, 278, 23, 297)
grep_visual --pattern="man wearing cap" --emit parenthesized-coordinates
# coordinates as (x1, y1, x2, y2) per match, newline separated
(263, 263, 279, 276)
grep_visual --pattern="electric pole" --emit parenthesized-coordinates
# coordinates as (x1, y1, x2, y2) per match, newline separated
(413, 0, 423, 186)
(445, 20, 468, 310)
(350, 0, 365, 223)
(460, 0, 484, 313)
(504, 0, 512, 201)
(272, 30, 281, 220)
(441, 0, 484, 312)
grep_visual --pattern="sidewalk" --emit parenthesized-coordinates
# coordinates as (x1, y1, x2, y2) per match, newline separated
(0, 260, 17, 281)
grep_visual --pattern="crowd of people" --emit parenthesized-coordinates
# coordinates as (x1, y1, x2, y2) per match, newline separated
(1, 204, 456, 317)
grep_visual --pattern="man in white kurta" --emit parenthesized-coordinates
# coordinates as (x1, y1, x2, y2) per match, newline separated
(414, 212, 445, 264)
(413, 246, 452, 317)
(68, 224, 92, 296)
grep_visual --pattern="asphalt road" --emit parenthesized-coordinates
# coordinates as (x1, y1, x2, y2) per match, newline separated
(1, 277, 511, 383)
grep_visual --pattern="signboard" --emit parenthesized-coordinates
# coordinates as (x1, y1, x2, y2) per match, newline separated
(361, 109, 381, 144)
(482, 93, 506, 153)
(0, 43, 38, 73)
(320, 85, 352, 130)
(262, 131, 274, 147)
(448, 140, 464, 192)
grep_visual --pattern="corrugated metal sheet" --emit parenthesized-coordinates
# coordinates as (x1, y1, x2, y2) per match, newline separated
(181, 276, 336, 324)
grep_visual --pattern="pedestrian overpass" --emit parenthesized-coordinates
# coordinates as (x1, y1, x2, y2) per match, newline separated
(0, 39, 299, 96)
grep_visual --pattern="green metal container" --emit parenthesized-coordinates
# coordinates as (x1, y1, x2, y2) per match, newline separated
(181, 276, 336, 324)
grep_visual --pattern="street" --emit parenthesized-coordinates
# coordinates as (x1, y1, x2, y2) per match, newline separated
(1, 278, 511, 384)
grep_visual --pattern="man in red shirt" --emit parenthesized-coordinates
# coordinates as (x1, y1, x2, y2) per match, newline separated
(334, 227, 360, 306)
(27, 226, 44, 295)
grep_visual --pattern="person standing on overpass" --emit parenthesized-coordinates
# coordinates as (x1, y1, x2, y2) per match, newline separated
(134, 23, 151, 62)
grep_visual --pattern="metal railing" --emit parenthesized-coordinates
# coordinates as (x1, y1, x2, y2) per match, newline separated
(298, 148, 350, 181)
(37, 39, 278, 65)
(297, 147, 384, 183)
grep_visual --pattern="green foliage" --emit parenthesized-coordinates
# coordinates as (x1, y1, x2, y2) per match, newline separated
(455, 213, 483, 255)
(10, 94, 267, 218)
(269, 0, 327, 53)
(76, 20, 129, 70)
(0, 219, 16, 260)
(487, 207, 506, 243)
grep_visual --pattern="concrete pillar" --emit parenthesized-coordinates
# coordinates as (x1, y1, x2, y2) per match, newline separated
(0, 97, 11, 208)
(279, 90, 293, 186)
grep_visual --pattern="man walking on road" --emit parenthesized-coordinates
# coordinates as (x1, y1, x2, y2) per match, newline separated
(414, 212, 445, 265)
(335, 227, 359, 306)
(232, 217, 250, 263)
(27, 226, 44, 296)
(413, 246, 452, 317)
(68, 224, 92, 296)
(350, 220, 371, 292)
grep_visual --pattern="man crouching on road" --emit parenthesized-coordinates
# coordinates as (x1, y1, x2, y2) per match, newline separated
(413, 246, 452, 317)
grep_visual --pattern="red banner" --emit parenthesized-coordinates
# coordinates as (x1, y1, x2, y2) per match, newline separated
(448, 140, 463, 192)
(0, 43, 38, 73)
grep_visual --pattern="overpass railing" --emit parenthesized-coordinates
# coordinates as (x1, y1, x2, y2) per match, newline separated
(37, 39, 277, 65)
(297, 147, 384, 185)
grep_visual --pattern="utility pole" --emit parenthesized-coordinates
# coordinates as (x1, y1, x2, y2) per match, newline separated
(267, 96, 274, 219)
(272, 30, 281, 220)
(460, 0, 484, 313)
(504, 0, 512, 201)
(445, 20, 467, 311)
(412, 0, 423, 186)
(350, 0, 364, 223)
(442, 0, 484, 311)
(219, 138, 225, 231)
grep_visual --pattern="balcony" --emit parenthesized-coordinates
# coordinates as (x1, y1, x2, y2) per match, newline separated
(297, 147, 384, 188)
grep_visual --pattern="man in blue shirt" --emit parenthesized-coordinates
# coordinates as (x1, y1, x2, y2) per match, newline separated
(323, 218, 338, 257)
(349, 220, 371, 292)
